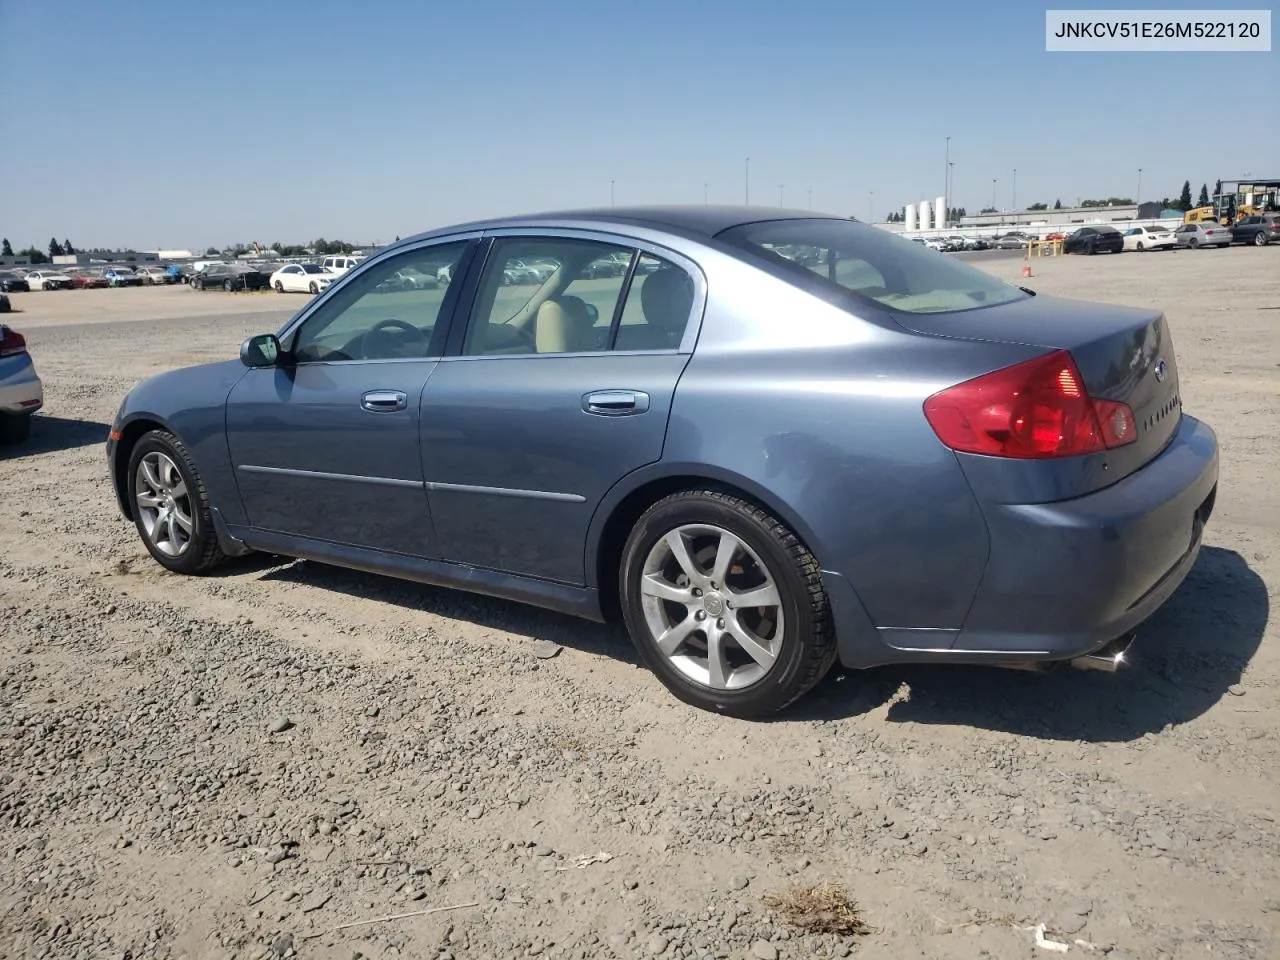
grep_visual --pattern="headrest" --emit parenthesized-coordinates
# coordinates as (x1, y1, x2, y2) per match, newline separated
(640, 267, 694, 331)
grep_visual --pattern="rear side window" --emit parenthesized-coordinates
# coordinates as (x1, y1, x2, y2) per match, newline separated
(718, 218, 1028, 315)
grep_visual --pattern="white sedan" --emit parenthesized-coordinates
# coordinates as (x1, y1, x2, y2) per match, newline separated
(24, 270, 73, 291)
(1122, 225, 1176, 252)
(270, 263, 336, 294)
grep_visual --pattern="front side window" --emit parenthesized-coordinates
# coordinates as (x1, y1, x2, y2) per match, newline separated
(463, 237, 634, 356)
(289, 241, 469, 363)
(719, 218, 1028, 315)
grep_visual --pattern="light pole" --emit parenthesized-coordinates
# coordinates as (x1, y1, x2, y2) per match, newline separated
(1137, 168, 1143, 205)
(944, 136, 950, 225)
(744, 157, 750, 205)
(992, 179, 998, 211)
(807, 188, 812, 210)
(1012, 168, 1017, 213)
(704, 182, 709, 206)
(947, 162, 954, 223)
(869, 190, 874, 222)
(610, 179, 614, 207)
(779, 184, 784, 207)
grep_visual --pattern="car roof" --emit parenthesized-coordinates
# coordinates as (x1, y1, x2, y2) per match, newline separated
(397, 205, 849, 247)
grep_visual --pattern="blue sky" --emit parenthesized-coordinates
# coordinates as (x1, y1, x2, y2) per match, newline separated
(1, 0, 1275, 250)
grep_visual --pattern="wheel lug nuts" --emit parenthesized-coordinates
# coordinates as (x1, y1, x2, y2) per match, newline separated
(695, 611, 706, 620)
(716, 618, 725, 629)
(693, 588, 702, 597)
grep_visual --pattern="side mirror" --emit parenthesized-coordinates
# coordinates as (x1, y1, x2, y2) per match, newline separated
(240, 333, 282, 368)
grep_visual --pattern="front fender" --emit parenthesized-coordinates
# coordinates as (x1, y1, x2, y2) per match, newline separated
(110, 360, 248, 525)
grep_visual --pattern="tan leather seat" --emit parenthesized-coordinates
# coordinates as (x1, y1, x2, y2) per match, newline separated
(614, 267, 693, 351)
(535, 297, 596, 353)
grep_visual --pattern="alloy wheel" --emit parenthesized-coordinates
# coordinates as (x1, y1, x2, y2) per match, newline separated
(134, 451, 193, 557)
(639, 524, 784, 690)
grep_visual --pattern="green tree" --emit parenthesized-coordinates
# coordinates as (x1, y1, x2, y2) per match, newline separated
(1197, 184, 1209, 206)
(1028, 202, 1048, 211)
(1053, 199, 1062, 210)
(20, 247, 49, 264)
(205, 247, 219, 256)
(1178, 180, 1193, 211)
(979, 206, 997, 214)
(63, 239, 75, 255)
(1, 238, 12, 257)
(49, 238, 64, 258)
(1214, 179, 1222, 197)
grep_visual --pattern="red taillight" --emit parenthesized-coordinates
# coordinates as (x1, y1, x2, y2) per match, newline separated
(923, 350, 1136, 459)
(0, 326, 27, 357)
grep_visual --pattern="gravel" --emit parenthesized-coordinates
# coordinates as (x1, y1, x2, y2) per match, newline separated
(1, 257, 1278, 958)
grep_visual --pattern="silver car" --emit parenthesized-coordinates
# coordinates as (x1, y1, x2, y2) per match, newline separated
(0, 323, 43, 442)
(106, 207, 1218, 717)
(1173, 222, 1231, 249)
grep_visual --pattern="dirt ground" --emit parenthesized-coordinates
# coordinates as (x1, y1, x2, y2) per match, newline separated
(2, 248, 1278, 960)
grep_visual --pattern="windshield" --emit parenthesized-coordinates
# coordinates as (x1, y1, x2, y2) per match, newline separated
(302, 264, 325, 273)
(718, 218, 1029, 315)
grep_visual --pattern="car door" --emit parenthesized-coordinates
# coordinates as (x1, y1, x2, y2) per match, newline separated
(224, 238, 477, 557)
(420, 232, 704, 584)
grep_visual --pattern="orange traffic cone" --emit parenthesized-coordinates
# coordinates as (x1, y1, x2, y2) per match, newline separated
(1021, 262, 1034, 278)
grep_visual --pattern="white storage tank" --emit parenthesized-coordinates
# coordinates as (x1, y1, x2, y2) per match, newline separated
(904, 204, 917, 232)
(918, 200, 931, 231)
(935, 196, 946, 230)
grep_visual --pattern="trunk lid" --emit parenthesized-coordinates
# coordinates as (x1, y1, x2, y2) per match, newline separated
(894, 294, 1183, 494)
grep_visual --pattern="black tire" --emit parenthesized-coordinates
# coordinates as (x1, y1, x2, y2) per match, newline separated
(1255, 232, 1269, 246)
(309, 281, 318, 294)
(0, 413, 33, 444)
(126, 430, 226, 575)
(1189, 237, 1199, 249)
(274, 280, 284, 292)
(1136, 242, 1144, 251)
(619, 489, 836, 718)
(223, 279, 233, 292)
(1084, 241, 1095, 255)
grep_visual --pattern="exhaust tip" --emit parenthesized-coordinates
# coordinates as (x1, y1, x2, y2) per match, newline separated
(1070, 633, 1136, 673)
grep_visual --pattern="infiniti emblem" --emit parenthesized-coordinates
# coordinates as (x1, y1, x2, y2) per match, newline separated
(1154, 359, 1167, 383)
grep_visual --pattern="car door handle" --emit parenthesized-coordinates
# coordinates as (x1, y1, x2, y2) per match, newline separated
(361, 389, 408, 412)
(582, 390, 650, 416)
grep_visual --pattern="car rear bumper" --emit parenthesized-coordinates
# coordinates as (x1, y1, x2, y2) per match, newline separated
(828, 414, 1218, 668)
(0, 355, 44, 416)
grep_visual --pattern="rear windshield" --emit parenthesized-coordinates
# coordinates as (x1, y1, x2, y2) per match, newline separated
(717, 218, 1029, 315)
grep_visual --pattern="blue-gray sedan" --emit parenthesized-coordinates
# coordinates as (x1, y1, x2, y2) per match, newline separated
(106, 207, 1218, 717)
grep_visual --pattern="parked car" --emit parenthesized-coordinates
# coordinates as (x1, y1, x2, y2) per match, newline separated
(137, 265, 175, 284)
(1122, 226, 1176, 252)
(70, 270, 110, 289)
(922, 238, 948, 252)
(191, 264, 270, 291)
(24, 270, 73, 291)
(373, 268, 438, 292)
(960, 236, 989, 250)
(104, 266, 145, 287)
(1229, 214, 1280, 246)
(1173, 222, 1231, 249)
(1042, 232, 1067, 243)
(105, 206, 1218, 718)
(1064, 226, 1124, 255)
(0, 323, 42, 442)
(320, 255, 364, 275)
(995, 234, 1029, 250)
(0, 271, 31, 293)
(270, 263, 335, 294)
